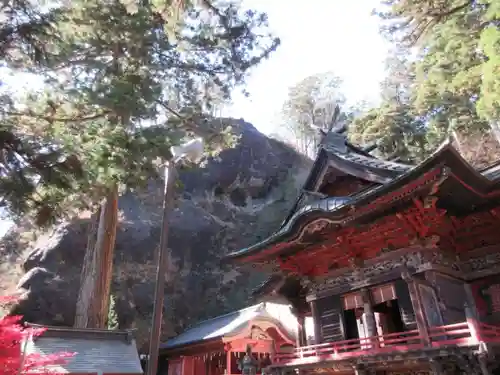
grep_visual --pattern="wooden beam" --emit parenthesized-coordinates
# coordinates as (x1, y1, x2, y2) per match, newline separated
(160, 339, 223, 357)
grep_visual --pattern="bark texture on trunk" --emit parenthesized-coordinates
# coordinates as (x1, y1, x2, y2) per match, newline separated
(74, 186, 119, 329)
(89, 186, 119, 328)
(74, 207, 101, 328)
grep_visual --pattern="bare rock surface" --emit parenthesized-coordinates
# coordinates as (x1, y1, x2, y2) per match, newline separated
(0, 119, 310, 350)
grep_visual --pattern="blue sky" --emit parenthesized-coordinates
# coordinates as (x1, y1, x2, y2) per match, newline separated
(0, 0, 389, 236)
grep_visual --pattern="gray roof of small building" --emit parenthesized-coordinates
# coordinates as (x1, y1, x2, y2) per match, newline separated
(25, 325, 142, 374)
(161, 302, 297, 350)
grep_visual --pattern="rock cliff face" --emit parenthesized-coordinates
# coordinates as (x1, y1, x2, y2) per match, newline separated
(0, 119, 310, 350)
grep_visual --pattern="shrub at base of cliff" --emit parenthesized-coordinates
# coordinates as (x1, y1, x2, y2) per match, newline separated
(0, 296, 74, 374)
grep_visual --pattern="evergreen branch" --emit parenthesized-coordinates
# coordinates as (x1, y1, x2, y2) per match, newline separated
(4, 111, 111, 123)
(427, 1, 472, 18)
(156, 100, 220, 144)
(404, 1, 474, 45)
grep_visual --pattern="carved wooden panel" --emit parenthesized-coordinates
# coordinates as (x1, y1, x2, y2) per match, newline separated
(315, 295, 344, 343)
(418, 284, 443, 327)
(470, 275, 500, 320)
(250, 326, 270, 340)
(433, 273, 466, 324)
(394, 279, 417, 330)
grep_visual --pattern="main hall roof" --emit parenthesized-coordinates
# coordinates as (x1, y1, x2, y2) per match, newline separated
(224, 137, 500, 264)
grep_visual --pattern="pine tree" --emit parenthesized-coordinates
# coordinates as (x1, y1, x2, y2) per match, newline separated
(349, 48, 427, 162)
(2, 0, 279, 331)
(351, 0, 500, 164)
(0, 0, 280, 226)
(280, 72, 346, 157)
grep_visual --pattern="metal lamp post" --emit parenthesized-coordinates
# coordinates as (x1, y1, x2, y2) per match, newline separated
(146, 138, 204, 375)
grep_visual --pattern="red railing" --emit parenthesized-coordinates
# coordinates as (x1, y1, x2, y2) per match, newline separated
(478, 321, 500, 343)
(273, 320, 500, 366)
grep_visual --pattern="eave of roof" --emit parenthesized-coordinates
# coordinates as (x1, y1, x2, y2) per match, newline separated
(301, 142, 411, 192)
(223, 141, 500, 263)
(282, 139, 410, 229)
(26, 323, 136, 342)
(160, 303, 270, 350)
(161, 302, 298, 352)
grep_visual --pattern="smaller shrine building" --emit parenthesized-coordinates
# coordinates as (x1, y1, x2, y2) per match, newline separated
(159, 302, 300, 375)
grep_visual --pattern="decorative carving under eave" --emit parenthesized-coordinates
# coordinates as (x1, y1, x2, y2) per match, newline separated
(308, 251, 426, 294)
(308, 271, 358, 294)
(461, 250, 500, 273)
(294, 218, 339, 245)
(278, 197, 460, 277)
(305, 247, 475, 294)
(250, 326, 270, 340)
(420, 250, 460, 272)
(303, 219, 332, 237)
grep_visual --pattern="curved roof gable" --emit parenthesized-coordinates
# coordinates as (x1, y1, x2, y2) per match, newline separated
(224, 140, 500, 263)
(160, 302, 298, 351)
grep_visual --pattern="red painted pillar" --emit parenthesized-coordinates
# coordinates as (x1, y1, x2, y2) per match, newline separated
(226, 350, 231, 375)
(465, 303, 481, 344)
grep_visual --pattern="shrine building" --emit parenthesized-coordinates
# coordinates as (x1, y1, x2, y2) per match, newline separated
(159, 302, 299, 375)
(223, 129, 500, 375)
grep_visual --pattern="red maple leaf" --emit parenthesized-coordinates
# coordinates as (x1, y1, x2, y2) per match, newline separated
(0, 296, 75, 374)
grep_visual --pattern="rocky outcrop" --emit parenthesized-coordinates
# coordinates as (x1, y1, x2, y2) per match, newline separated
(0, 119, 310, 350)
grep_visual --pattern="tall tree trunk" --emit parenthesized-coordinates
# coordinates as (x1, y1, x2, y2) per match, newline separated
(88, 186, 119, 328)
(74, 207, 101, 328)
(74, 186, 119, 329)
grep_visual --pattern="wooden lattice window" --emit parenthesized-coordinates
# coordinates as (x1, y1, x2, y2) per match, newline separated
(371, 283, 396, 305)
(343, 292, 363, 310)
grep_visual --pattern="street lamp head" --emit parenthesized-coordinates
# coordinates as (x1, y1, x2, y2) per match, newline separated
(170, 137, 204, 164)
